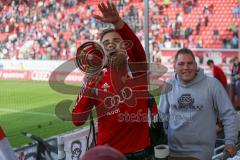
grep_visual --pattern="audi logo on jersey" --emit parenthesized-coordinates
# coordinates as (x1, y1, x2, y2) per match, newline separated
(103, 87, 133, 109)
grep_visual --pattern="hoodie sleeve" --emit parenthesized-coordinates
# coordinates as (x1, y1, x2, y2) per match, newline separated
(212, 80, 239, 145)
(158, 81, 172, 123)
(158, 85, 171, 131)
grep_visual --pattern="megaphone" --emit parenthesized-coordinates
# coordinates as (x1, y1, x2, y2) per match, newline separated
(75, 41, 107, 77)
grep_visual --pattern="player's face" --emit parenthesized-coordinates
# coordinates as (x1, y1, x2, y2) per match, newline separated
(174, 54, 197, 84)
(101, 31, 123, 56)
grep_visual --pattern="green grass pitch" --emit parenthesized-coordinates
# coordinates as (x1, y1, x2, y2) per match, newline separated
(0, 80, 81, 148)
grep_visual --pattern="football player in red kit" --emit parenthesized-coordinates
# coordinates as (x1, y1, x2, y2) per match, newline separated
(72, 1, 156, 160)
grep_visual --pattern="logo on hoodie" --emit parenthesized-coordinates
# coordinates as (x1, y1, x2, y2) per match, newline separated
(178, 94, 194, 109)
(175, 94, 203, 111)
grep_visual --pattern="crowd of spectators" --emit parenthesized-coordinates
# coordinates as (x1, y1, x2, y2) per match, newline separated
(221, 24, 239, 49)
(0, 0, 100, 60)
(0, 0, 238, 60)
(149, 0, 238, 52)
(232, 4, 240, 18)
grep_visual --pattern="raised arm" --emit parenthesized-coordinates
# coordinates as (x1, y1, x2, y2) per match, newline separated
(93, 1, 146, 63)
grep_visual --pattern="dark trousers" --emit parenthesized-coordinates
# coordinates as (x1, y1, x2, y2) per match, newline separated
(169, 156, 199, 160)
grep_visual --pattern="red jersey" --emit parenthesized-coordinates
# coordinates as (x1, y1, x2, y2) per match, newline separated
(72, 23, 151, 154)
(212, 65, 227, 87)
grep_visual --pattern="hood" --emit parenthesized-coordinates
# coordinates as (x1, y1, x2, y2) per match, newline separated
(175, 68, 206, 87)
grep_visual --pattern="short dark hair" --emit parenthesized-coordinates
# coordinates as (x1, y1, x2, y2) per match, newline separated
(175, 48, 195, 62)
(207, 59, 214, 66)
(100, 28, 116, 41)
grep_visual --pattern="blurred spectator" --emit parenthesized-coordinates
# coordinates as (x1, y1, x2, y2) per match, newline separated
(183, 1, 189, 14)
(232, 5, 240, 18)
(207, 59, 228, 90)
(181, 27, 186, 39)
(229, 24, 238, 31)
(231, 57, 240, 101)
(128, 5, 136, 17)
(213, 27, 219, 42)
(177, 0, 181, 7)
(163, 15, 169, 26)
(193, 0, 198, 7)
(203, 5, 210, 15)
(196, 38, 202, 48)
(187, 0, 193, 13)
(231, 35, 239, 49)
(198, 14, 202, 25)
(173, 28, 181, 39)
(81, 146, 127, 160)
(185, 26, 193, 38)
(222, 38, 228, 49)
(209, 4, 214, 14)
(172, 0, 176, 8)
(204, 16, 209, 27)
(222, 36, 231, 49)
(164, 0, 169, 8)
(188, 37, 194, 48)
(176, 13, 183, 26)
(164, 39, 172, 48)
(196, 22, 201, 35)
(233, 29, 238, 36)
(159, 4, 164, 15)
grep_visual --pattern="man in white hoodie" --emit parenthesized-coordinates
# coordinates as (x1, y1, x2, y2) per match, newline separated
(158, 48, 238, 160)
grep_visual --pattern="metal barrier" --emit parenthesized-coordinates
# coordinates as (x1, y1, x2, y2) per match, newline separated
(14, 127, 96, 160)
(14, 111, 240, 160)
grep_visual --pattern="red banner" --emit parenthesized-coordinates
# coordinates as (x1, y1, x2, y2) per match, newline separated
(0, 70, 84, 83)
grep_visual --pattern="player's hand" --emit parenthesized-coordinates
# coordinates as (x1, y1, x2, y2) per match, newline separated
(83, 73, 102, 87)
(92, 1, 122, 26)
(225, 144, 237, 157)
(109, 51, 127, 63)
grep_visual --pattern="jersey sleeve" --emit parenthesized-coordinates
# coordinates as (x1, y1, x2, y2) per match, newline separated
(116, 23, 147, 78)
(72, 83, 95, 126)
(116, 23, 146, 63)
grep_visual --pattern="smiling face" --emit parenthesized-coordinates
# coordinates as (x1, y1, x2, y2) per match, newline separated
(101, 31, 123, 56)
(174, 53, 197, 84)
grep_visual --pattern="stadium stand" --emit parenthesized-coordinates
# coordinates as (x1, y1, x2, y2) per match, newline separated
(0, 0, 239, 60)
